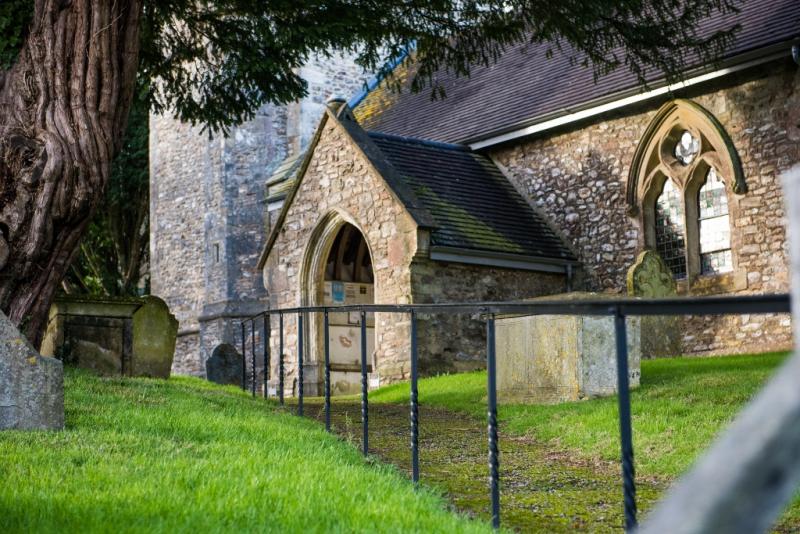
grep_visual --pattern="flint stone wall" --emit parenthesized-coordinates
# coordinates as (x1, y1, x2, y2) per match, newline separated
(410, 259, 565, 374)
(492, 62, 800, 355)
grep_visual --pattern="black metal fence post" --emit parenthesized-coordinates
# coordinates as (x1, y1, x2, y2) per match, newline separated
(360, 309, 368, 456)
(279, 312, 284, 405)
(264, 314, 270, 399)
(232, 294, 790, 529)
(298, 312, 304, 417)
(324, 309, 331, 432)
(614, 307, 637, 531)
(240, 321, 246, 391)
(251, 319, 256, 397)
(486, 313, 500, 529)
(410, 310, 420, 485)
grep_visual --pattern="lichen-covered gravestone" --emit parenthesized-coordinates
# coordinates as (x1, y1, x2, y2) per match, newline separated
(206, 344, 243, 386)
(0, 311, 64, 430)
(627, 250, 682, 358)
(131, 296, 178, 378)
(496, 292, 641, 404)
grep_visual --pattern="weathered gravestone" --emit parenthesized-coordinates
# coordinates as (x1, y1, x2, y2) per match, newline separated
(206, 344, 243, 386)
(627, 250, 682, 358)
(496, 292, 641, 404)
(0, 311, 64, 430)
(40, 295, 177, 378)
(132, 296, 178, 378)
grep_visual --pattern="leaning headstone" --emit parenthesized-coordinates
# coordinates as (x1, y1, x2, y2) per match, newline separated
(0, 311, 64, 430)
(627, 250, 682, 358)
(131, 296, 178, 378)
(206, 343, 243, 386)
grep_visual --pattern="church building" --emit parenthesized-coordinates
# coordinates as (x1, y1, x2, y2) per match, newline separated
(151, 1, 799, 392)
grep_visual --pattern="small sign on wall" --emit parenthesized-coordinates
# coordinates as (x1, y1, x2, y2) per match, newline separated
(331, 281, 345, 304)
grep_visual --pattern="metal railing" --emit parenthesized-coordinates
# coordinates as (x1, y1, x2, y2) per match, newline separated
(239, 293, 791, 531)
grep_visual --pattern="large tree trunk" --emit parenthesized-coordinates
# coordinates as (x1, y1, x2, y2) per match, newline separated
(0, 0, 142, 347)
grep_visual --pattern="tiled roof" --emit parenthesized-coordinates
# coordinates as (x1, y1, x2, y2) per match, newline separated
(266, 152, 305, 202)
(355, 0, 800, 144)
(367, 132, 576, 261)
(260, 107, 576, 268)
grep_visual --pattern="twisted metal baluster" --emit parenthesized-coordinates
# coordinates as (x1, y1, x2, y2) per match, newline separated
(360, 310, 368, 455)
(324, 309, 331, 432)
(486, 314, 500, 529)
(298, 312, 304, 416)
(614, 308, 637, 531)
(410, 310, 420, 484)
(279, 313, 284, 405)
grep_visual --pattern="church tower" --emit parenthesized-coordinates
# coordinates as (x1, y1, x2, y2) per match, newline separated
(149, 54, 368, 376)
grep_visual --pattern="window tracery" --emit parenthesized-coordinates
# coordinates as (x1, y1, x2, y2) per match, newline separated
(627, 100, 744, 283)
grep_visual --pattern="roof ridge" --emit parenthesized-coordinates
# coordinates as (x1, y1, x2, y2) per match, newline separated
(348, 44, 415, 109)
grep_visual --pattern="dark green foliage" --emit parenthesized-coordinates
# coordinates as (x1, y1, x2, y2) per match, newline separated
(64, 86, 150, 297)
(0, 0, 29, 69)
(138, 0, 742, 134)
(2, 1, 743, 133)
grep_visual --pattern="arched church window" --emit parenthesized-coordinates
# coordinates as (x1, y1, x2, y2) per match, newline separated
(698, 167, 732, 274)
(627, 100, 745, 283)
(655, 179, 687, 278)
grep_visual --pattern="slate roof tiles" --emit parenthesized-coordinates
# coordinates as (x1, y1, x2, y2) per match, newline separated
(355, 0, 800, 144)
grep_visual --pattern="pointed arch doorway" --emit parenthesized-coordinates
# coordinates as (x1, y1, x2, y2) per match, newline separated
(302, 216, 375, 395)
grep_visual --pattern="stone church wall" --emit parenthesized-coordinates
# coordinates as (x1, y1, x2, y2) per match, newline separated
(491, 61, 800, 355)
(264, 114, 419, 392)
(149, 116, 220, 374)
(150, 53, 367, 379)
(409, 259, 565, 374)
(264, 112, 567, 392)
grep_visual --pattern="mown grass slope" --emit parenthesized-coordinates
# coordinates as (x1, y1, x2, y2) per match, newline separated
(0, 369, 489, 534)
(369, 352, 790, 478)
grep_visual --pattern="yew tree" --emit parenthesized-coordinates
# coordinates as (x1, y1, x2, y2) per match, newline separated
(0, 0, 739, 345)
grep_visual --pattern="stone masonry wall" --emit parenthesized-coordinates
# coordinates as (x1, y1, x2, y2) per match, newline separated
(150, 52, 367, 379)
(149, 116, 221, 374)
(264, 110, 571, 393)
(410, 259, 566, 374)
(491, 61, 800, 355)
(264, 112, 419, 393)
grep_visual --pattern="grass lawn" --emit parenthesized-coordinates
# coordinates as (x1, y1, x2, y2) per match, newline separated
(355, 351, 799, 530)
(0, 369, 490, 533)
(369, 351, 791, 478)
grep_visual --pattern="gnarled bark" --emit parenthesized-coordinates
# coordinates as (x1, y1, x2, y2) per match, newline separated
(0, 0, 142, 346)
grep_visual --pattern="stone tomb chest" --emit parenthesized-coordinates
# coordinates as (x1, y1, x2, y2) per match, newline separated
(40, 296, 178, 378)
(496, 293, 641, 404)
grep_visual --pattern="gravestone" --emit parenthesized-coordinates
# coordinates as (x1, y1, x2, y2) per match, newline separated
(627, 250, 682, 358)
(206, 344, 243, 386)
(40, 296, 177, 378)
(496, 292, 641, 404)
(0, 311, 64, 430)
(131, 296, 178, 378)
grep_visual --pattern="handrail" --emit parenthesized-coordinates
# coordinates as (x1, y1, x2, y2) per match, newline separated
(242, 293, 790, 320)
(238, 292, 791, 531)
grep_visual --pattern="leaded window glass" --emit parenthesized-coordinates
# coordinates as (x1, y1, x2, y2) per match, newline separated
(655, 179, 687, 277)
(698, 167, 732, 274)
